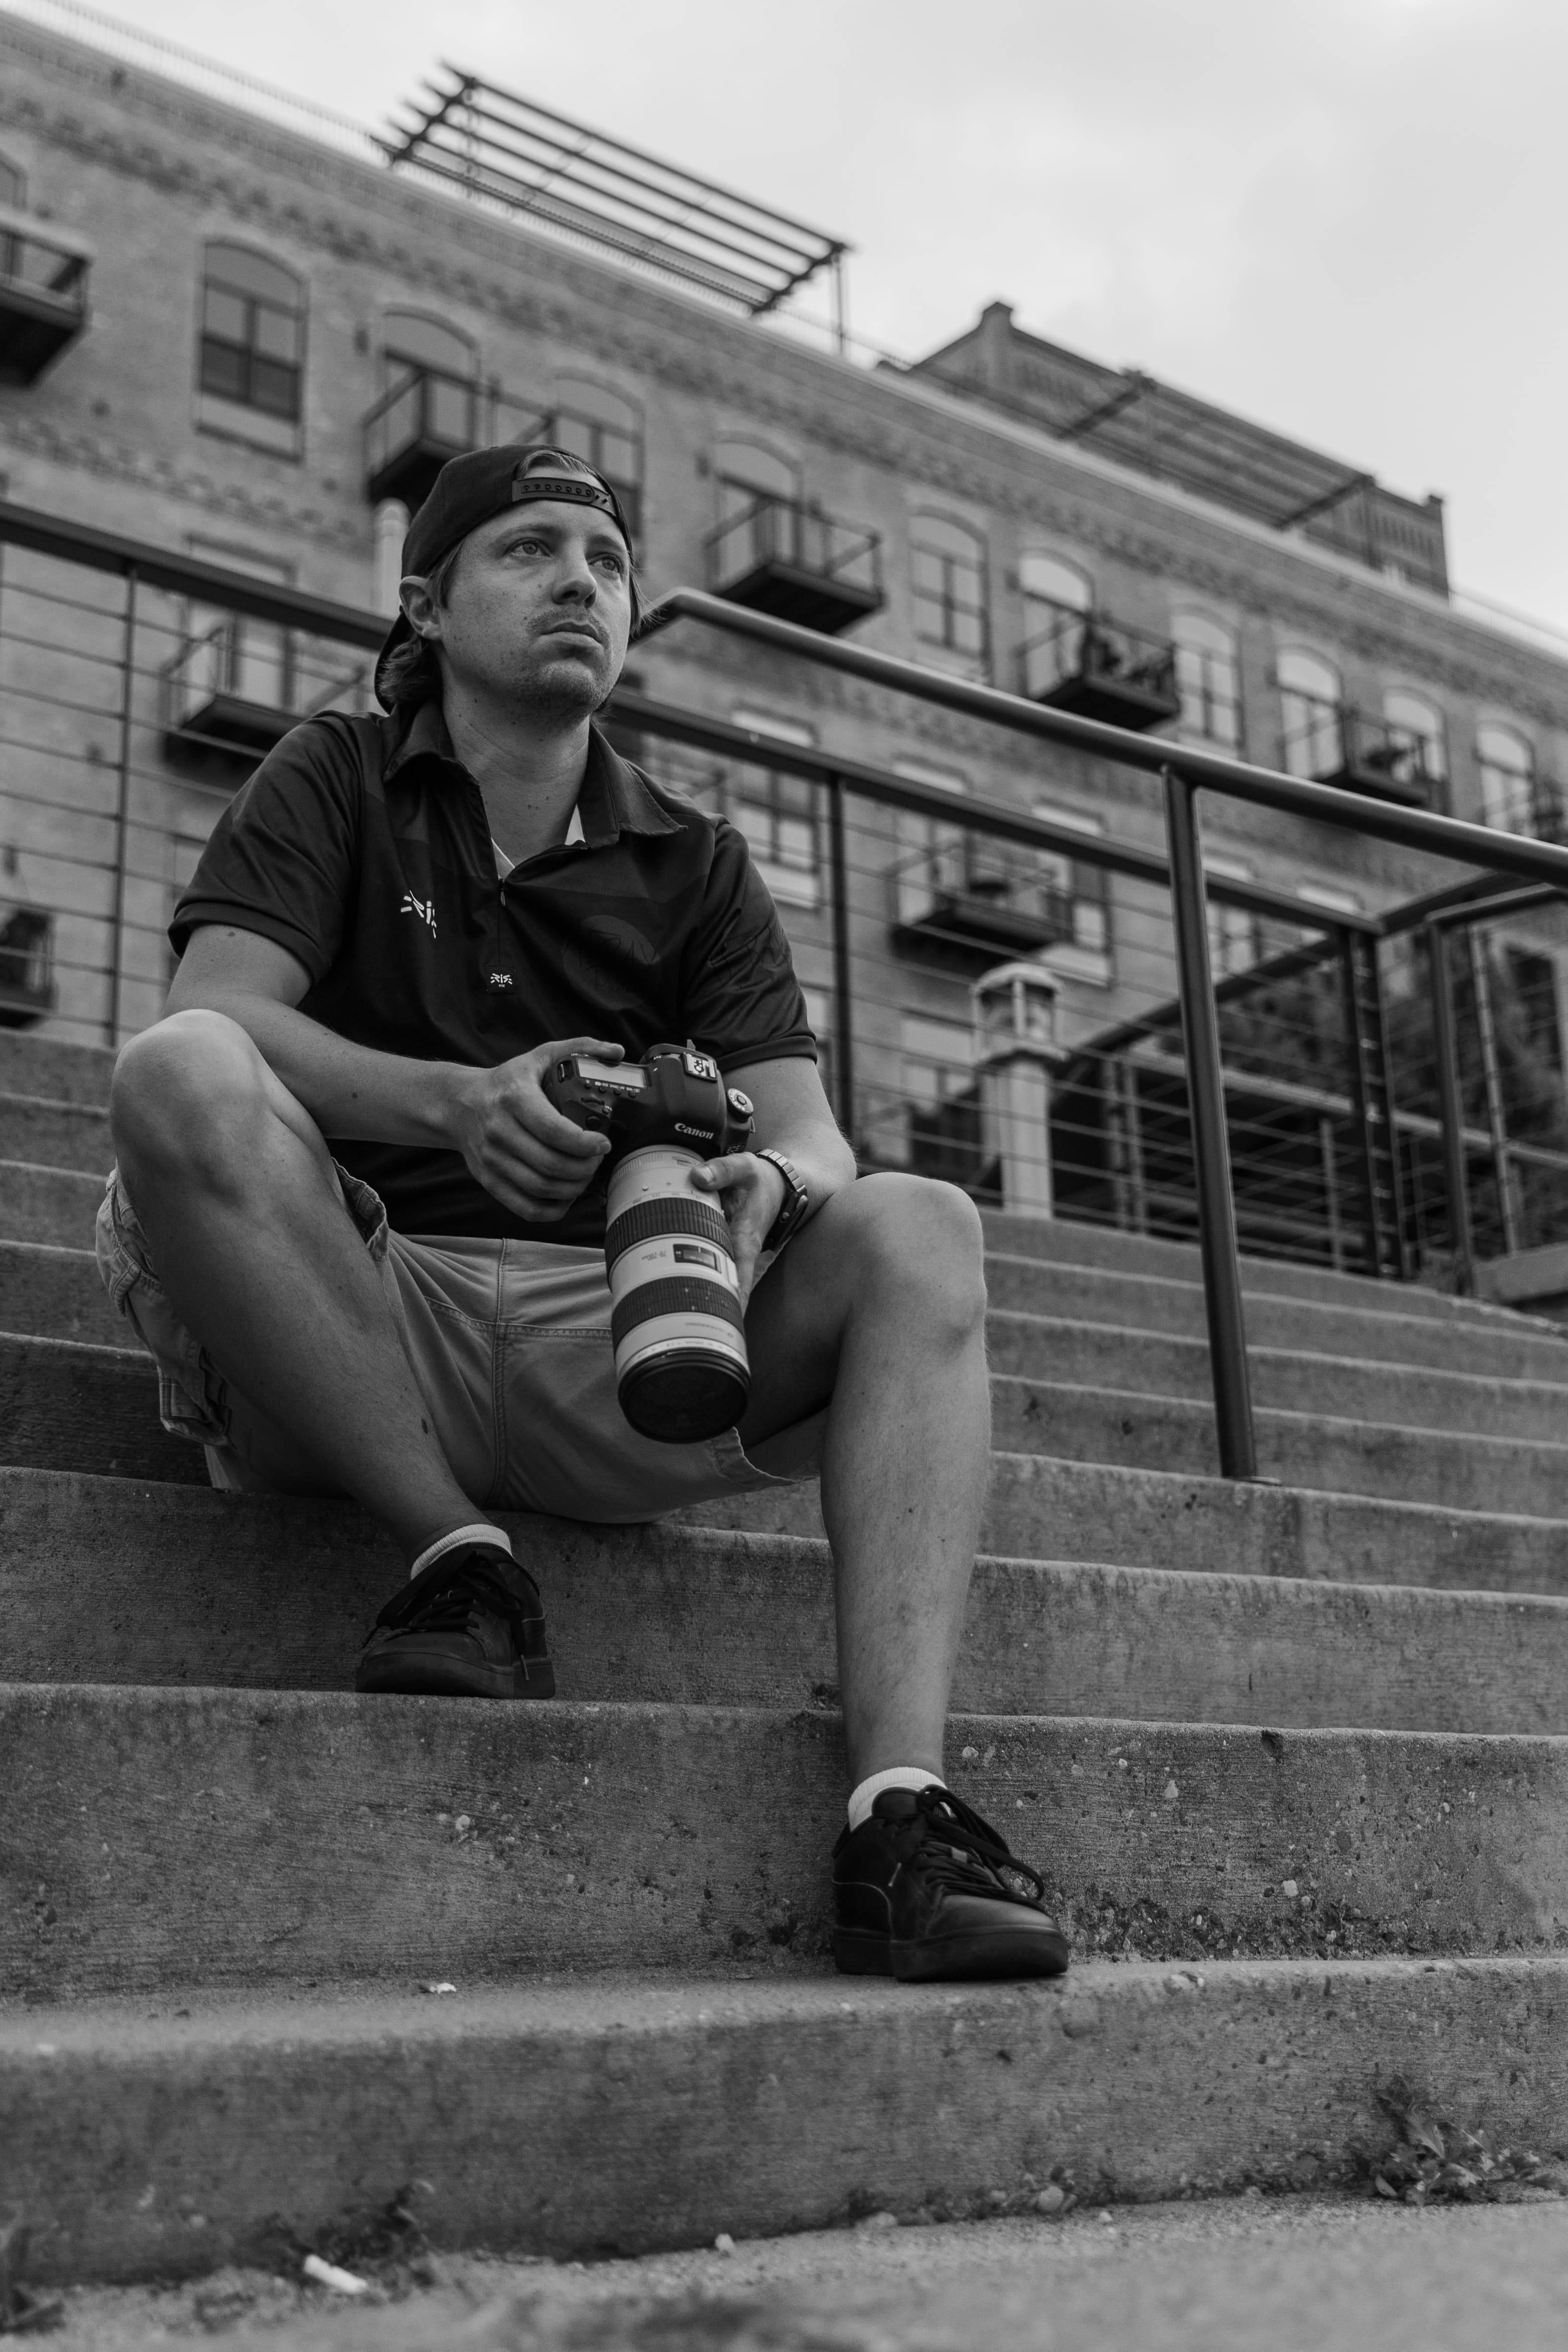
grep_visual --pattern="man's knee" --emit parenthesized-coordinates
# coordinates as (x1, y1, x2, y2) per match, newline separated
(110, 1008, 272, 1184)
(833, 1172, 987, 1331)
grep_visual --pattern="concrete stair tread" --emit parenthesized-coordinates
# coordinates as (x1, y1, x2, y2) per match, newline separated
(987, 1256, 1568, 1384)
(982, 1207, 1568, 1333)
(992, 1371, 1568, 1516)
(0, 1031, 114, 1107)
(698, 1447, 1568, 1598)
(11, 1951, 1567, 2282)
(13, 1468, 1568, 1736)
(9, 1682, 1568, 2000)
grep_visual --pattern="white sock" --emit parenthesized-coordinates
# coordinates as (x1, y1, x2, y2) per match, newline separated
(847, 1767, 946, 1832)
(409, 1523, 513, 1582)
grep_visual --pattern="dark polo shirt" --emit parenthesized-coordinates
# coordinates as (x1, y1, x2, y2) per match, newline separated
(171, 701, 816, 1246)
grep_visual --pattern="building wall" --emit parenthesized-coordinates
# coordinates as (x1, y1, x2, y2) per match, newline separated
(2, 11, 1565, 1143)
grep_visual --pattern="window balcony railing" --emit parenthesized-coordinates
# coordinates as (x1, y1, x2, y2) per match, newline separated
(0, 206, 92, 385)
(159, 619, 370, 763)
(707, 486, 884, 635)
(1283, 699, 1442, 807)
(1018, 599, 1181, 732)
(364, 364, 483, 511)
(0, 907, 55, 1028)
(891, 832, 1075, 971)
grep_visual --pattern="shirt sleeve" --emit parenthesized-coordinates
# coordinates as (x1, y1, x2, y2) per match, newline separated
(169, 717, 362, 982)
(677, 814, 818, 1071)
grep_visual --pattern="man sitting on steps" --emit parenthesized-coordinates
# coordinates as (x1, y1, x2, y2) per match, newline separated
(99, 444, 1069, 1986)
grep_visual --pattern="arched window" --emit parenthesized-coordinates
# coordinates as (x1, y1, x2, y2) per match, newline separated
(379, 311, 477, 457)
(552, 376, 643, 533)
(712, 440, 804, 582)
(1017, 553, 1091, 699)
(0, 154, 26, 209)
(382, 311, 475, 386)
(1020, 551, 1092, 612)
(1477, 721, 1536, 833)
(199, 243, 304, 421)
(1278, 648, 1341, 779)
(911, 514, 988, 671)
(1172, 612, 1241, 750)
(715, 439, 800, 515)
(1383, 688, 1447, 793)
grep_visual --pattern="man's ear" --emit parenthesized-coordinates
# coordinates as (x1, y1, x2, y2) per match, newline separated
(399, 574, 443, 643)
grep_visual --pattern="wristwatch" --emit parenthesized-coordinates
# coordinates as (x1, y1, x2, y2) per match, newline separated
(756, 1148, 812, 1255)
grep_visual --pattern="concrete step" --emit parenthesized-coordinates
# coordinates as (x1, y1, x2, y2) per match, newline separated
(0, 1332, 206, 1482)
(12, 1332, 1567, 1519)
(0, 1157, 103, 1249)
(0, 1029, 114, 1107)
(6, 1684, 1568, 1999)
(7, 1953, 1565, 2283)
(0, 1241, 121, 1346)
(987, 1250, 1568, 1382)
(988, 1309, 1568, 1444)
(0, 1089, 110, 1175)
(991, 1374, 1568, 1518)
(11, 1470, 1568, 1738)
(984, 1207, 1568, 1340)
(696, 1450, 1568, 1602)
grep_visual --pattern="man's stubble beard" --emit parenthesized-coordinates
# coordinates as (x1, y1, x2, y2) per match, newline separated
(509, 647, 619, 728)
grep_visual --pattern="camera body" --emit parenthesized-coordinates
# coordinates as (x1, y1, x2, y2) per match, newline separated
(544, 1043, 756, 1443)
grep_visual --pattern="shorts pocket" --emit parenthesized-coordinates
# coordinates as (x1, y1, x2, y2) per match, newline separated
(93, 1167, 232, 1447)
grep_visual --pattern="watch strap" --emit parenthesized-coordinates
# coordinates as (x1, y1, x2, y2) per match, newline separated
(757, 1149, 811, 1253)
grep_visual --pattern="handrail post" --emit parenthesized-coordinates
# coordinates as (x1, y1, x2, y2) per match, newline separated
(1465, 925, 1520, 1254)
(1161, 766, 1257, 1480)
(1427, 919, 1473, 1293)
(825, 773, 855, 1140)
(108, 563, 138, 1050)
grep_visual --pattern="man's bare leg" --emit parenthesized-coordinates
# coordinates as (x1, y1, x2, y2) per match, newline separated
(111, 1008, 487, 1559)
(737, 1172, 990, 1788)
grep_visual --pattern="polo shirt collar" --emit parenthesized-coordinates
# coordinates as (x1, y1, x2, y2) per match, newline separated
(385, 700, 678, 847)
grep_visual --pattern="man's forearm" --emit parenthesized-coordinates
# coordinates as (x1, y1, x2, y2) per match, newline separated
(168, 985, 472, 1147)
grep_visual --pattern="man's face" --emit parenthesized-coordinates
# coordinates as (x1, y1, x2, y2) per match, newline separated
(409, 499, 633, 719)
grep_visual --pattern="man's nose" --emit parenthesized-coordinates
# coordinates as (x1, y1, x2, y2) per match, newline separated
(552, 551, 597, 602)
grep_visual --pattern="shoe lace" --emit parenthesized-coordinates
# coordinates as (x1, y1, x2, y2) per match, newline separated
(906, 1786, 1046, 1908)
(374, 1547, 539, 1642)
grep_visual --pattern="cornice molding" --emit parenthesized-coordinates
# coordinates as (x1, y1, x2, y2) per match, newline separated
(0, 409, 365, 556)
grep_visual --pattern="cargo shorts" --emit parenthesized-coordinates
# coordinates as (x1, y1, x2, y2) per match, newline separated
(94, 1162, 825, 1520)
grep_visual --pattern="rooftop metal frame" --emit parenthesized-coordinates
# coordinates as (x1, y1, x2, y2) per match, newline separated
(908, 325, 1443, 572)
(381, 67, 849, 338)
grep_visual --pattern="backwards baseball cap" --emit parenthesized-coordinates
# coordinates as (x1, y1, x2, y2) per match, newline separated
(373, 445, 638, 710)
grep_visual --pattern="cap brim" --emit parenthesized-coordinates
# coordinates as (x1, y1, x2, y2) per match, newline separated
(373, 612, 414, 712)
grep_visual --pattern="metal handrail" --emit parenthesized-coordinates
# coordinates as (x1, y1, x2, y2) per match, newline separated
(644, 583, 1568, 1481)
(644, 587, 1568, 893)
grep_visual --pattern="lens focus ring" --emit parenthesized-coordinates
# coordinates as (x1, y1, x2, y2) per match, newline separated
(605, 1195, 734, 1269)
(610, 1276, 745, 1346)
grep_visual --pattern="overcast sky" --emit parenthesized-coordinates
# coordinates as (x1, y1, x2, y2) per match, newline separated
(21, 0, 1568, 631)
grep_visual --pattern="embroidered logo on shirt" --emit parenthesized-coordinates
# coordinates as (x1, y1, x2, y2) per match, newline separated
(401, 891, 437, 939)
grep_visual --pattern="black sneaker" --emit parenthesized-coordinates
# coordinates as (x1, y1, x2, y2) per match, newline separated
(832, 1785, 1069, 1981)
(354, 1543, 555, 1699)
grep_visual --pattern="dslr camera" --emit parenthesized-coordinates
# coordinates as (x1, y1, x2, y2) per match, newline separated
(544, 1042, 755, 1443)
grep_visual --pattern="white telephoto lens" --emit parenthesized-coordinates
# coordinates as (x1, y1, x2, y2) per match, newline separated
(605, 1147, 750, 1442)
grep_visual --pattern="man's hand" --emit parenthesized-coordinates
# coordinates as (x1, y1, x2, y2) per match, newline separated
(451, 1037, 623, 1222)
(689, 1151, 787, 1308)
